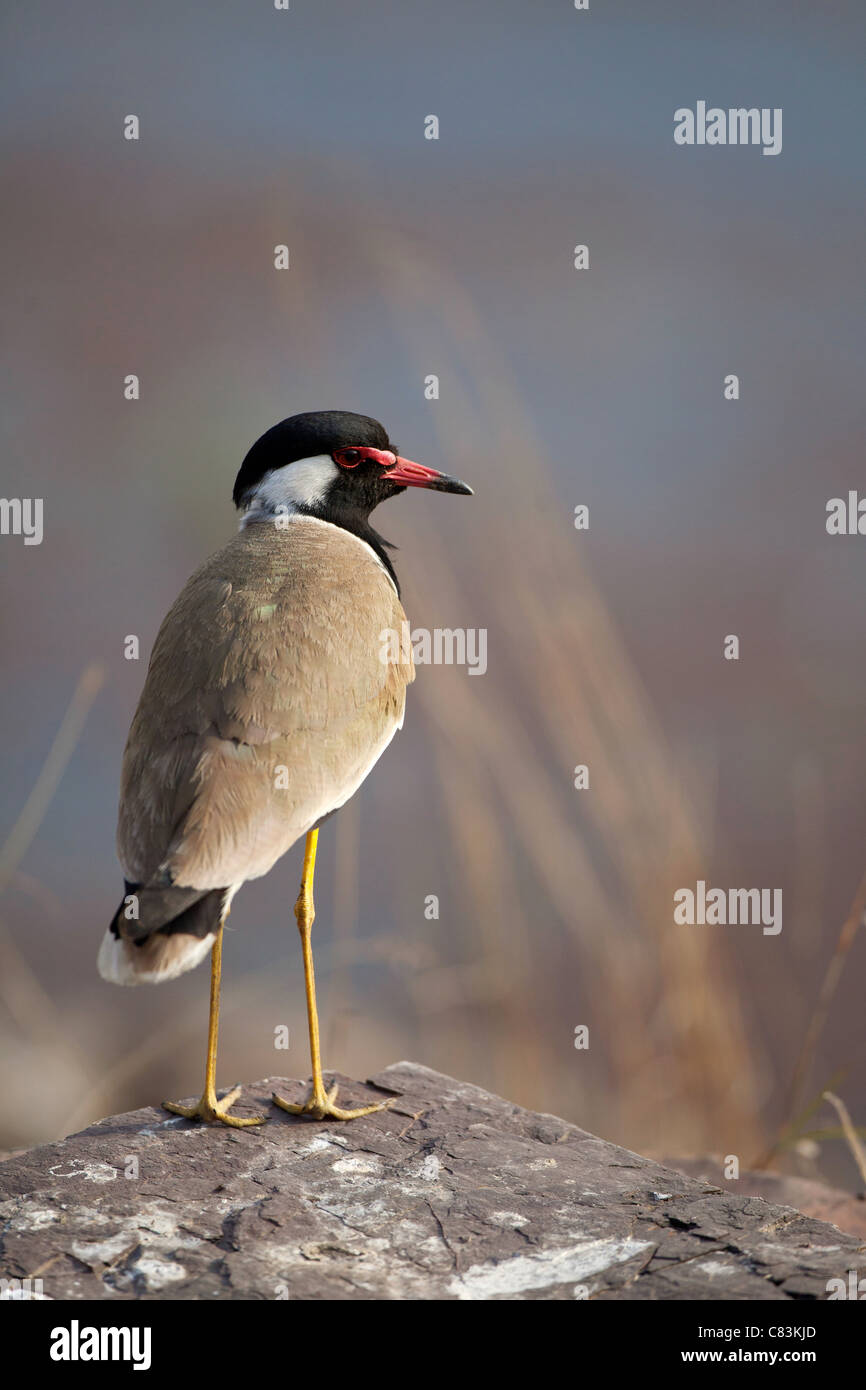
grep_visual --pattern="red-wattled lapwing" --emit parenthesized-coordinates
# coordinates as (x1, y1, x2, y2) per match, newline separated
(99, 411, 472, 1126)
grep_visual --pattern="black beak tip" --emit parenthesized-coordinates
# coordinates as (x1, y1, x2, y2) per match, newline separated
(438, 476, 474, 496)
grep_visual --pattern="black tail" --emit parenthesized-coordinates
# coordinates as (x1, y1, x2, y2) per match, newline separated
(98, 881, 229, 986)
(110, 881, 226, 942)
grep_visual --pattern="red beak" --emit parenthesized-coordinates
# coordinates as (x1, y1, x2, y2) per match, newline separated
(381, 456, 473, 495)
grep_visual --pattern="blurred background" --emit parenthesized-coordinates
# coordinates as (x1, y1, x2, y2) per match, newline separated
(1, 1, 865, 1189)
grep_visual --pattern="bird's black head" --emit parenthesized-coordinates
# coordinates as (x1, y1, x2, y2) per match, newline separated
(233, 411, 391, 509)
(233, 410, 472, 591)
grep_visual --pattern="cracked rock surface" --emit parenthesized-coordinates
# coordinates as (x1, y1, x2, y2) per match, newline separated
(1, 1062, 863, 1300)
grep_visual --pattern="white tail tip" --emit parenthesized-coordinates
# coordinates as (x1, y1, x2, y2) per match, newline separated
(97, 929, 215, 986)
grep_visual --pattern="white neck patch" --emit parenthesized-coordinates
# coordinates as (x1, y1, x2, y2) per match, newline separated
(239, 454, 339, 528)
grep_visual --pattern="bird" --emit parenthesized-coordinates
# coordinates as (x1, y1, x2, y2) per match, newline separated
(99, 410, 473, 1126)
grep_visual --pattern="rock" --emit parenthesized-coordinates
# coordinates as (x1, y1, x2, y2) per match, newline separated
(665, 1156, 866, 1241)
(1, 1062, 863, 1301)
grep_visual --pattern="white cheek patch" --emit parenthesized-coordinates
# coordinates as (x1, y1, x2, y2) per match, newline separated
(240, 454, 340, 526)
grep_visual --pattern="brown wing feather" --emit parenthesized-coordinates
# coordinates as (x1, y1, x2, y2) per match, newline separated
(117, 518, 414, 890)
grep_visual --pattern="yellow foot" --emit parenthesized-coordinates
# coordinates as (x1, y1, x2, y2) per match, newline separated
(162, 1085, 265, 1128)
(272, 1080, 394, 1122)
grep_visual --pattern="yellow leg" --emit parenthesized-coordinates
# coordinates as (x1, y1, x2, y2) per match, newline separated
(163, 925, 265, 1128)
(273, 829, 393, 1122)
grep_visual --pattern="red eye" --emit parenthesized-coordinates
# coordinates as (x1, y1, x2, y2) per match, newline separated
(333, 445, 397, 470)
